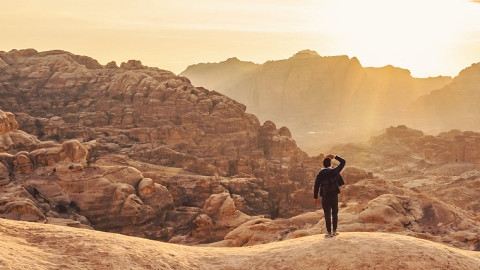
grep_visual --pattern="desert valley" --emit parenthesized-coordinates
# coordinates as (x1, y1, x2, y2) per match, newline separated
(0, 47, 480, 269)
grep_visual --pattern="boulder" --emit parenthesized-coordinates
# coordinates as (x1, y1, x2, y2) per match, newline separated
(14, 151, 33, 174)
(171, 192, 255, 245)
(0, 110, 40, 152)
(0, 110, 18, 134)
(105, 61, 118, 69)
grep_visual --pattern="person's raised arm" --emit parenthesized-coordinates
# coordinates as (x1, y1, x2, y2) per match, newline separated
(332, 155, 346, 174)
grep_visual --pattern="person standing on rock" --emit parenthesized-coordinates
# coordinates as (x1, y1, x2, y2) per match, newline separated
(314, 154, 346, 238)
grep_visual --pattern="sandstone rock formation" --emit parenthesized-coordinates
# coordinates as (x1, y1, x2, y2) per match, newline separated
(169, 192, 258, 245)
(209, 211, 321, 247)
(0, 110, 39, 152)
(0, 109, 173, 238)
(419, 175, 480, 215)
(0, 49, 323, 241)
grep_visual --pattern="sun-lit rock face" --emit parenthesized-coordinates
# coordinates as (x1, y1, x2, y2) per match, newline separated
(0, 110, 40, 152)
(0, 49, 311, 180)
(331, 125, 480, 174)
(1, 139, 176, 238)
(0, 110, 18, 134)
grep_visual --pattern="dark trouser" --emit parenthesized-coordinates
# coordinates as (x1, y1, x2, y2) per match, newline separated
(322, 194, 338, 233)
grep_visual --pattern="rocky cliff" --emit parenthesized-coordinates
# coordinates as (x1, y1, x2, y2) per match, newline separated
(0, 49, 325, 242)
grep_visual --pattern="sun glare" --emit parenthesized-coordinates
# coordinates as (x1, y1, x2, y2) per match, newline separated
(316, 0, 480, 76)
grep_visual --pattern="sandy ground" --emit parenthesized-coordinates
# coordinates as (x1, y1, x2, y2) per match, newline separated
(1, 218, 479, 270)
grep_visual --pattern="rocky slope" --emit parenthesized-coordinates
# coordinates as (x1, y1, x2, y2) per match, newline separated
(1, 218, 479, 270)
(331, 125, 480, 218)
(331, 125, 480, 175)
(181, 50, 452, 154)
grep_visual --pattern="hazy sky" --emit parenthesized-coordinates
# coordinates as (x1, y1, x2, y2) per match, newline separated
(3, 0, 480, 77)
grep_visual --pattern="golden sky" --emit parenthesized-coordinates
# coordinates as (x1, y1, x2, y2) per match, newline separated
(2, 0, 480, 77)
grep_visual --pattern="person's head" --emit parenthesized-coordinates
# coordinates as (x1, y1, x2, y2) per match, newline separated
(323, 157, 331, 168)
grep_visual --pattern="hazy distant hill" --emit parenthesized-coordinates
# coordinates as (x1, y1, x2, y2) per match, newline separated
(407, 62, 480, 132)
(181, 50, 452, 154)
(181, 57, 259, 91)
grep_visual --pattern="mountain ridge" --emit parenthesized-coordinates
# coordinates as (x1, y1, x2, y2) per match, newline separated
(180, 50, 453, 154)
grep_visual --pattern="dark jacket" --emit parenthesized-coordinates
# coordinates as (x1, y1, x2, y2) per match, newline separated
(313, 156, 346, 199)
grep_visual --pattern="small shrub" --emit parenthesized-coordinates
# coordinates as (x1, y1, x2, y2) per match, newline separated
(48, 134, 61, 141)
(56, 204, 68, 214)
(111, 93, 124, 101)
(34, 119, 43, 129)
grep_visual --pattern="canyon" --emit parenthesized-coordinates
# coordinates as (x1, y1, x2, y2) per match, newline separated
(1, 49, 480, 269)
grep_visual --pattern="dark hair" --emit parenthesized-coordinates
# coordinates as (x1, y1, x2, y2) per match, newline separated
(323, 158, 331, 168)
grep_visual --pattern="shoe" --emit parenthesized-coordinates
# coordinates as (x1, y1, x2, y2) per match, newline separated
(333, 231, 339, 236)
(325, 232, 333, 238)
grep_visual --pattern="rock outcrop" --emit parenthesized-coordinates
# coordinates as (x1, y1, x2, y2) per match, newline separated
(333, 193, 480, 251)
(169, 192, 258, 245)
(0, 110, 170, 238)
(209, 212, 321, 247)
(0, 110, 39, 152)
(2, 218, 480, 270)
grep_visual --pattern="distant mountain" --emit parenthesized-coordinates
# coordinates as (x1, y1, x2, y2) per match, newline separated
(180, 50, 452, 154)
(407, 62, 480, 132)
(181, 57, 259, 91)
